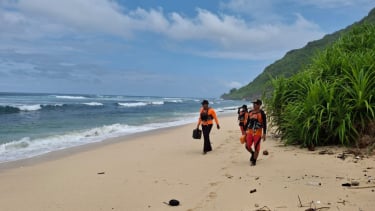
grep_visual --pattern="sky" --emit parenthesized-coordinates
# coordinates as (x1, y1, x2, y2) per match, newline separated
(0, 0, 374, 98)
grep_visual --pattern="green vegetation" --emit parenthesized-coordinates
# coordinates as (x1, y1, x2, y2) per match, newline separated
(222, 8, 375, 100)
(266, 23, 375, 147)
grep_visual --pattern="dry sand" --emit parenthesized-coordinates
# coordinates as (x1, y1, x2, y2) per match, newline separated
(0, 115, 374, 211)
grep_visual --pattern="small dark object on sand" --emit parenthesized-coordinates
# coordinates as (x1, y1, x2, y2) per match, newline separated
(97, 172, 105, 175)
(342, 183, 351, 187)
(168, 199, 180, 206)
(319, 150, 334, 155)
(263, 150, 269, 155)
(250, 189, 257, 193)
(337, 153, 346, 160)
(308, 145, 315, 151)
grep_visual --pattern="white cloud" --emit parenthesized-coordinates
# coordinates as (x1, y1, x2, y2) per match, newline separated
(129, 7, 170, 33)
(167, 9, 323, 59)
(1, 0, 325, 60)
(225, 81, 243, 89)
(15, 0, 133, 36)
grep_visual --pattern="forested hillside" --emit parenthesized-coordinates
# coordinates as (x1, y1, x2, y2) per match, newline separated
(221, 7, 375, 100)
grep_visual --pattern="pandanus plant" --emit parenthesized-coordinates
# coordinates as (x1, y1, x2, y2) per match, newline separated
(266, 23, 375, 147)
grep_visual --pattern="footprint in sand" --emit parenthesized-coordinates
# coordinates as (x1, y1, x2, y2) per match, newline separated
(209, 182, 219, 186)
(224, 173, 234, 179)
(208, 192, 217, 199)
(231, 160, 238, 164)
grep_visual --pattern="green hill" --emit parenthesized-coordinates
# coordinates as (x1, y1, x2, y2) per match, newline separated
(221, 7, 375, 100)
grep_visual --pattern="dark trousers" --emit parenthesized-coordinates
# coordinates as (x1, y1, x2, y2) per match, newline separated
(202, 124, 213, 152)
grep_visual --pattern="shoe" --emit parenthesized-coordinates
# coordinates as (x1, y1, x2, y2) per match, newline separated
(250, 150, 254, 162)
(251, 160, 256, 166)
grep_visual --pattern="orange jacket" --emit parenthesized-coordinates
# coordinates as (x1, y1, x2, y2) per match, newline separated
(246, 110, 266, 136)
(197, 107, 219, 126)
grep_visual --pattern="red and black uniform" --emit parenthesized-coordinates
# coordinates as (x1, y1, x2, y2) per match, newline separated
(246, 109, 267, 163)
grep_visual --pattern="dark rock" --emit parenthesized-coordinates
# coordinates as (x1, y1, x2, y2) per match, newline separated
(168, 199, 180, 206)
(342, 183, 351, 187)
(308, 145, 315, 151)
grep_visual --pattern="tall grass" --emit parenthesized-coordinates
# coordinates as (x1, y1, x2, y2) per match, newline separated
(266, 23, 375, 147)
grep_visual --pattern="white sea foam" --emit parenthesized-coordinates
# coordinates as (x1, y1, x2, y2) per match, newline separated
(83, 102, 103, 106)
(167, 99, 183, 103)
(163, 98, 183, 103)
(222, 106, 240, 111)
(16, 104, 42, 111)
(118, 101, 165, 107)
(0, 116, 198, 163)
(118, 102, 148, 107)
(55, 95, 87, 99)
(151, 101, 164, 105)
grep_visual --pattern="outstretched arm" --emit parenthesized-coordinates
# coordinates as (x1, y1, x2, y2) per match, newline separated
(196, 108, 202, 128)
(261, 110, 267, 141)
(212, 109, 220, 129)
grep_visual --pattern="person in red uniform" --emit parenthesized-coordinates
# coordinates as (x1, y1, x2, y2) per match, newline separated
(246, 99, 267, 166)
(196, 100, 220, 154)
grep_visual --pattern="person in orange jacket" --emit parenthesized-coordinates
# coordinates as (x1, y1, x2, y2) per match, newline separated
(237, 104, 248, 135)
(196, 100, 220, 154)
(246, 99, 267, 166)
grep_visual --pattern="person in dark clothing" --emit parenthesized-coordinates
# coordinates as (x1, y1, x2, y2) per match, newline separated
(196, 100, 220, 154)
(237, 104, 248, 135)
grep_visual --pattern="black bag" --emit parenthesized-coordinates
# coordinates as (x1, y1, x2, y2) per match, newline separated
(192, 128, 202, 139)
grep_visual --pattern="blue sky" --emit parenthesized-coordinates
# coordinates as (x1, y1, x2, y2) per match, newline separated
(0, 0, 374, 98)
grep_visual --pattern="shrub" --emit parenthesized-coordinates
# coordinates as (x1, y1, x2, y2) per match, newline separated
(266, 23, 375, 147)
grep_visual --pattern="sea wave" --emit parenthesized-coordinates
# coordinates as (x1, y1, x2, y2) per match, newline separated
(118, 102, 148, 107)
(17, 104, 42, 111)
(151, 101, 164, 105)
(0, 117, 198, 163)
(55, 95, 87, 100)
(117, 101, 166, 107)
(0, 102, 106, 114)
(82, 102, 103, 106)
(0, 105, 21, 114)
(163, 98, 183, 103)
(0, 104, 42, 113)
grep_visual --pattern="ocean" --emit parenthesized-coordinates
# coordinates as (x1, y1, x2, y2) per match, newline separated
(0, 92, 247, 163)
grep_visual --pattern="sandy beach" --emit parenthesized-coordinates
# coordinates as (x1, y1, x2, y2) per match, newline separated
(0, 114, 374, 211)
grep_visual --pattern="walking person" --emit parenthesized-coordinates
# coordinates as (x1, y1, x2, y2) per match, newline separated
(246, 99, 267, 166)
(196, 100, 220, 154)
(237, 104, 248, 135)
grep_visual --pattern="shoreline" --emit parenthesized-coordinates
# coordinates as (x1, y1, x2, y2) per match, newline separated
(0, 114, 374, 211)
(0, 112, 235, 171)
(0, 120, 190, 172)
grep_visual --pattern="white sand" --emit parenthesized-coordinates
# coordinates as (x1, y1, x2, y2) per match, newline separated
(0, 115, 374, 211)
